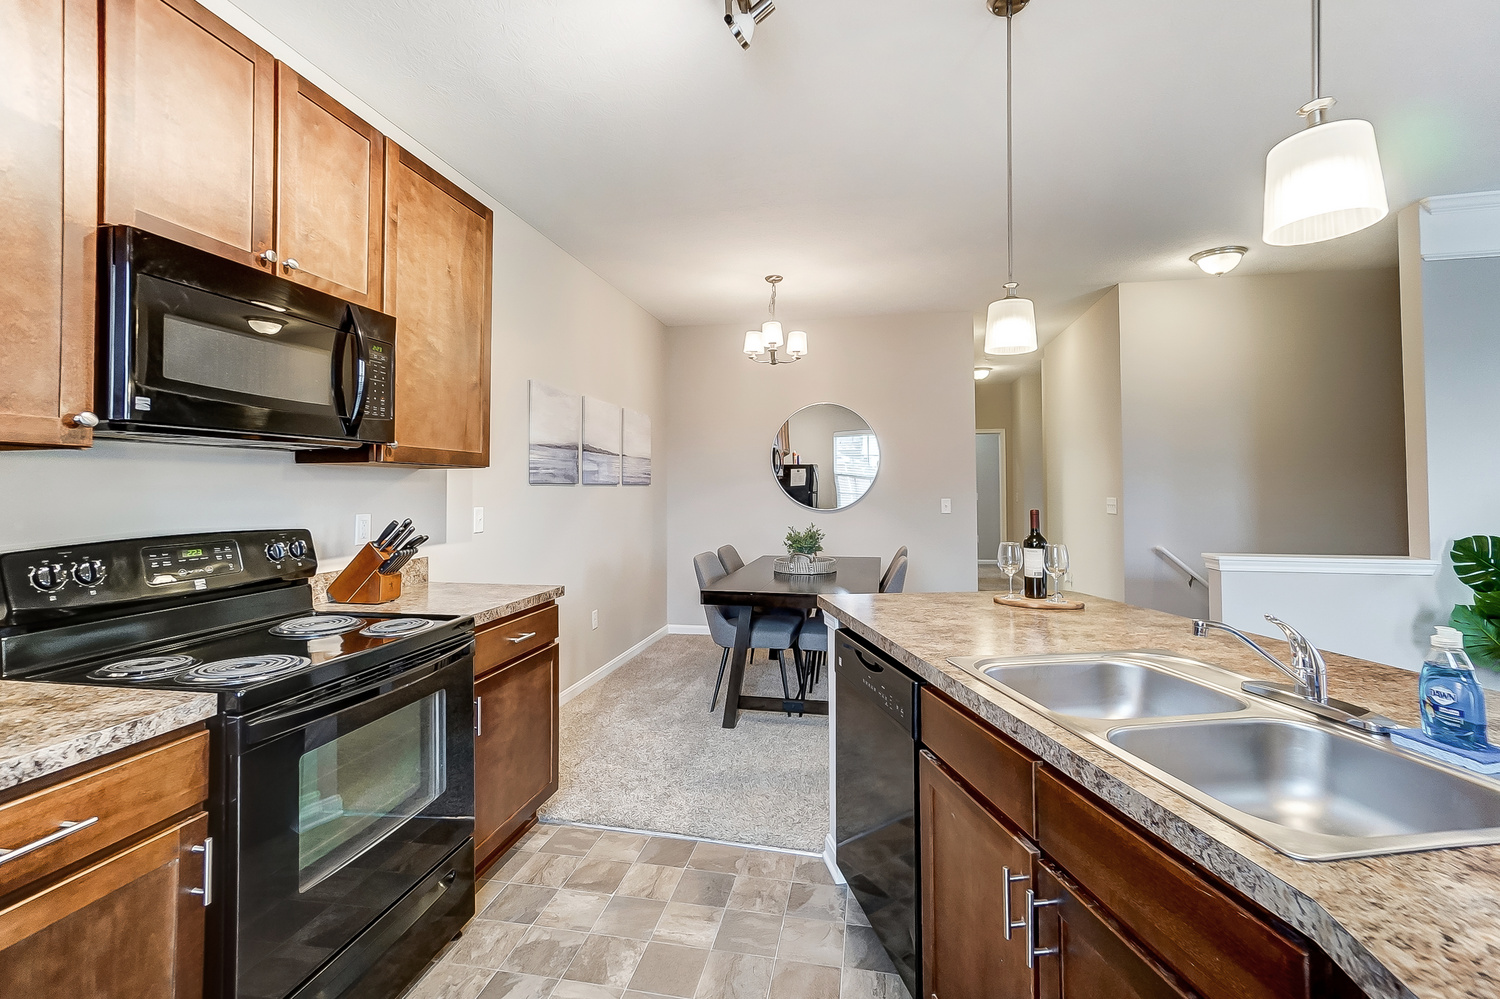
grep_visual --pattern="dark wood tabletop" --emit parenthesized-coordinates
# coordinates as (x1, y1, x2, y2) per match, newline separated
(699, 555, 884, 609)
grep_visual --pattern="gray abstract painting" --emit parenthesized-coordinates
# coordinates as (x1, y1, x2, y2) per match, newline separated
(623, 409, 651, 485)
(582, 396, 622, 485)
(528, 380, 580, 484)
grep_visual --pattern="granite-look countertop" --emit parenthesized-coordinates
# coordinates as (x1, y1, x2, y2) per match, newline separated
(819, 590, 1500, 999)
(317, 576, 564, 628)
(0, 682, 216, 793)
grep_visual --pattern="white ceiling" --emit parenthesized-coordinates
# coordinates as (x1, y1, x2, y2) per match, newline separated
(237, 0, 1500, 373)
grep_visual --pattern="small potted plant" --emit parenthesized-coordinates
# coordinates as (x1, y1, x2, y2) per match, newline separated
(780, 523, 832, 573)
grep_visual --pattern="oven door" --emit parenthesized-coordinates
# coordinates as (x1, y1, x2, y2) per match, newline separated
(225, 641, 474, 999)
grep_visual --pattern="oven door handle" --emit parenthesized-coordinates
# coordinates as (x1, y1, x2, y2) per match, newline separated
(239, 640, 473, 747)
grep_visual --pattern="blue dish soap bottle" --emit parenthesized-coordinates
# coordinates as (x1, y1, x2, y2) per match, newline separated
(1419, 626, 1490, 749)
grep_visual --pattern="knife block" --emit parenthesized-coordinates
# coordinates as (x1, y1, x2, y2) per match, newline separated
(326, 543, 403, 604)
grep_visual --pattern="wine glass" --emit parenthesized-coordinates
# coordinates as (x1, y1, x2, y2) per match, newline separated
(998, 542, 1022, 595)
(1045, 543, 1069, 602)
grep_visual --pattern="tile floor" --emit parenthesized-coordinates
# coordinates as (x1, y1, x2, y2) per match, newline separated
(401, 824, 911, 999)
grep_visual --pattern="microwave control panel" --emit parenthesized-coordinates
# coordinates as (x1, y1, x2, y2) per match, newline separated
(365, 341, 393, 420)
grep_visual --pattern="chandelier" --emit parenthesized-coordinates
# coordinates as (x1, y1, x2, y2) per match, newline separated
(742, 276, 807, 365)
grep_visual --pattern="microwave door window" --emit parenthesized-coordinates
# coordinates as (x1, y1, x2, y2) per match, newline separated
(161, 314, 334, 409)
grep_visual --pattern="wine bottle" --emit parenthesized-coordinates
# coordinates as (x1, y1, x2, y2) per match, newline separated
(1023, 509, 1047, 599)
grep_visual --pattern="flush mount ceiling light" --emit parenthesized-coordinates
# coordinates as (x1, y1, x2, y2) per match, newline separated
(1189, 246, 1248, 276)
(743, 276, 807, 366)
(1262, 0, 1388, 246)
(725, 0, 774, 49)
(984, 1, 1038, 356)
(974, 367, 993, 381)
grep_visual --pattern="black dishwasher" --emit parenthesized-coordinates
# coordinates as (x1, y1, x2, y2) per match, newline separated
(835, 627, 921, 996)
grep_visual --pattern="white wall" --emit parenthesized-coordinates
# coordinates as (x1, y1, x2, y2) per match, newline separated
(0, 0, 669, 692)
(1042, 288, 1125, 600)
(1118, 269, 1408, 619)
(665, 312, 977, 628)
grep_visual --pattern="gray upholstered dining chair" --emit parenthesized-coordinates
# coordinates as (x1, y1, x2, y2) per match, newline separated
(881, 554, 909, 593)
(716, 545, 745, 574)
(694, 552, 803, 711)
(878, 546, 909, 593)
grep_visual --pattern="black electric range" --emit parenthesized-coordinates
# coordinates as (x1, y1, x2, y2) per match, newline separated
(0, 529, 477, 999)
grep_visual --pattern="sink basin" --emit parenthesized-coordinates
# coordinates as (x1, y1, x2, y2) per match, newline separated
(1109, 719, 1500, 856)
(983, 658, 1245, 720)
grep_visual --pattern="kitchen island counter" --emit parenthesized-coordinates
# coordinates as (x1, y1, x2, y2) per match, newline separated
(820, 590, 1499, 999)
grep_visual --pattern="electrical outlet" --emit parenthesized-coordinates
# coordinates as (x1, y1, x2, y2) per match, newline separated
(591, 610, 599, 630)
(472, 506, 485, 533)
(1106, 497, 1118, 515)
(940, 498, 952, 514)
(354, 514, 372, 545)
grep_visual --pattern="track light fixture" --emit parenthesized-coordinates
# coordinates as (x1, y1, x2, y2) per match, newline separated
(725, 0, 774, 49)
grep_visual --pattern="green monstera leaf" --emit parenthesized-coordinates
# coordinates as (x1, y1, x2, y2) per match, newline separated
(1452, 536, 1500, 594)
(1451, 604, 1500, 667)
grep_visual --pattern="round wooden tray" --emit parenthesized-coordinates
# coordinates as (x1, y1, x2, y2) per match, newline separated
(994, 594, 1084, 611)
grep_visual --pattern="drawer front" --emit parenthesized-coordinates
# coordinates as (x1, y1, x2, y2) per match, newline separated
(1035, 769, 1311, 999)
(919, 687, 1037, 838)
(0, 730, 209, 896)
(476, 603, 558, 677)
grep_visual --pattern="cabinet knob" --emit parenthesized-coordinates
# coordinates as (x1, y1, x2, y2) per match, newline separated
(259, 249, 278, 265)
(71, 411, 98, 428)
(283, 258, 301, 272)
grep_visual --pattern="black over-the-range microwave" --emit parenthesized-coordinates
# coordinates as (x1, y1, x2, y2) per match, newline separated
(96, 226, 397, 449)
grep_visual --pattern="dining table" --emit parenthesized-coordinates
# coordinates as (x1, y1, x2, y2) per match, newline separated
(699, 554, 885, 728)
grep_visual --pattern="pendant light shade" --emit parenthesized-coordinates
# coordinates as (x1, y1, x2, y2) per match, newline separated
(761, 320, 784, 348)
(786, 330, 807, 357)
(743, 330, 764, 355)
(985, 293, 1037, 355)
(1263, 118, 1388, 245)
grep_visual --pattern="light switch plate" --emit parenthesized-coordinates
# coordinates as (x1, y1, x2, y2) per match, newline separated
(473, 506, 485, 533)
(1106, 497, 1118, 515)
(354, 514, 372, 545)
(591, 610, 599, 630)
(941, 498, 952, 514)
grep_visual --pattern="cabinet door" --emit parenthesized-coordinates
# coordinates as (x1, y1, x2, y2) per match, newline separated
(919, 750, 1037, 999)
(0, 0, 98, 448)
(474, 643, 559, 866)
(1032, 864, 1198, 999)
(274, 63, 384, 307)
(381, 142, 493, 467)
(0, 812, 209, 999)
(102, 0, 274, 267)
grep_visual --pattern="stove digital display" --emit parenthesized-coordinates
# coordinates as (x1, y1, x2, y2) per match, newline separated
(143, 540, 243, 586)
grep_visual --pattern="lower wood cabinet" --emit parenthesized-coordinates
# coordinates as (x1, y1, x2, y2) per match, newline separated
(474, 606, 560, 868)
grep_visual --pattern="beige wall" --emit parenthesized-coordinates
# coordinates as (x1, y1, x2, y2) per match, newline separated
(1119, 269, 1407, 618)
(665, 312, 977, 627)
(974, 377, 1014, 431)
(1, 0, 670, 694)
(1010, 371, 1046, 546)
(1042, 288, 1125, 600)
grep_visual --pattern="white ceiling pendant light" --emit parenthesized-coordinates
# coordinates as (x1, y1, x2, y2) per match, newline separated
(1190, 245, 1249, 276)
(1262, 0, 1388, 246)
(725, 0, 774, 50)
(743, 275, 806, 366)
(984, 0, 1038, 356)
(975, 367, 993, 381)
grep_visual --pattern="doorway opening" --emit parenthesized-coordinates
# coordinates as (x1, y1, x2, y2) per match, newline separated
(976, 430, 1006, 591)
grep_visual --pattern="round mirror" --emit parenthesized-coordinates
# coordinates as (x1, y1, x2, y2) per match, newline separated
(771, 404, 880, 510)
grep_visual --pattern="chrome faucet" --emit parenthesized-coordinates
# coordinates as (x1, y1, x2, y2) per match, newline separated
(1191, 615, 1397, 734)
(1192, 615, 1327, 702)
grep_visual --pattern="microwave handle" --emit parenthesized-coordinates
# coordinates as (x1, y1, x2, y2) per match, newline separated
(333, 309, 370, 434)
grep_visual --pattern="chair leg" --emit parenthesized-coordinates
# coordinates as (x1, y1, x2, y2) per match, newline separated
(792, 648, 808, 711)
(774, 649, 791, 710)
(710, 646, 730, 712)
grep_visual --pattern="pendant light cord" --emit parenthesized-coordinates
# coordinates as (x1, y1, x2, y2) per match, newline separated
(1311, 0, 1321, 103)
(1005, 0, 1015, 289)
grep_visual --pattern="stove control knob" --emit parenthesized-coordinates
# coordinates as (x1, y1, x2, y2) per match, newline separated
(266, 541, 289, 562)
(29, 563, 66, 592)
(288, 539, 309, 559)
(71, 559, 106, 587)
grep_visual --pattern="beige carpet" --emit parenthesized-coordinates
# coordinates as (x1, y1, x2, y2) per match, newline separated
(540, 635, 829, 852)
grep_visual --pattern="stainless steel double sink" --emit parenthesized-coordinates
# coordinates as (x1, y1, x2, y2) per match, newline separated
(945, 652, 1500, 861)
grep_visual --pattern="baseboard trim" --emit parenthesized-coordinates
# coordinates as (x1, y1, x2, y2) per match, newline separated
(668, 624, 711, 636)
(559, 625, 668, 705)
(823, 833, 845, 884)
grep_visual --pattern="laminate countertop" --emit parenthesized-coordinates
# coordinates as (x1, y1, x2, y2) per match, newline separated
(317, 579, 564, 628)
(819, 590, 1500, 999)
(0, 682, 216, 793)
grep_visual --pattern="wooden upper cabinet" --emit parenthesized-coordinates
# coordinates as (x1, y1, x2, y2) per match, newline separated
(0, 0, 98, 448)
(379, 142, 493, 466)
(274, 64, 384, 307)
(102, 0, 275, 268)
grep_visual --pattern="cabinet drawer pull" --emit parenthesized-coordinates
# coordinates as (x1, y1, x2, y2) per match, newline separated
(0, 816, 99, 866)
(190, 836, 214, 906)
(475, 696, 483, 737)
(283, 258, 301, 272)
(1025, 888, 1062, 968)
(506, 632, 538, 643)
(1001, 866, 1029, 940)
